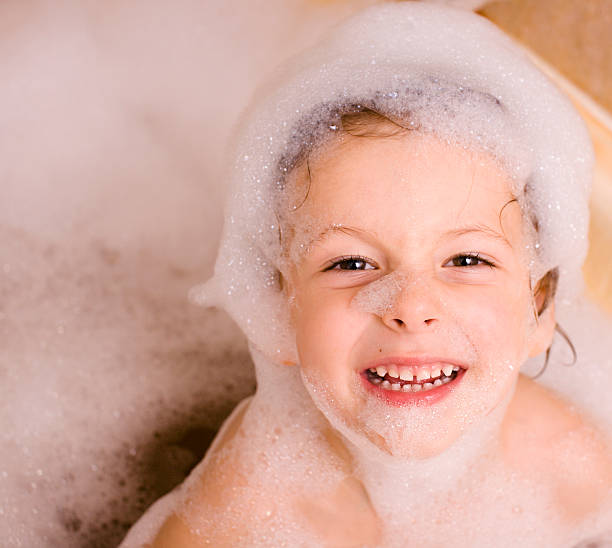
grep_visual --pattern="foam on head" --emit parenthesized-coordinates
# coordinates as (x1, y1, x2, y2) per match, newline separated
(199, 2, 593, 364)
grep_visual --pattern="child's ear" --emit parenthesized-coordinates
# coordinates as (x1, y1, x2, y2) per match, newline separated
(527, 285, 556, 358)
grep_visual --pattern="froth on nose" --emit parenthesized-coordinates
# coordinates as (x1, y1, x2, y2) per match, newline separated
(351, 271, 441, 332)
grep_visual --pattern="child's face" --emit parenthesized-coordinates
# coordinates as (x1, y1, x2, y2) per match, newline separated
(283, 132, 551, 459)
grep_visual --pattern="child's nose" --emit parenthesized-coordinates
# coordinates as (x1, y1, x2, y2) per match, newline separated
(351, 270, 442, 333)
(382, 298, 439, 333)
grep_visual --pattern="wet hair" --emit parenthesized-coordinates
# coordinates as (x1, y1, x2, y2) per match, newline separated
(279, 107, 576, 377)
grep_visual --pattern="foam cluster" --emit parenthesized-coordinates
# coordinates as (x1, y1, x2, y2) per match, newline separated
(203, 2, 594, 359)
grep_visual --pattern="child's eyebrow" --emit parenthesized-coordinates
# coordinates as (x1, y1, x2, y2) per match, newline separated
(444, 224, 512, 248)
(291, 224, 374, 262)
(309, 225, 375, 247)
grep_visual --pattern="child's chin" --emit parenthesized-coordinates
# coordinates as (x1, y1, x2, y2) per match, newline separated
(363, 428, 461, 461)
(322, 411, 461, 462)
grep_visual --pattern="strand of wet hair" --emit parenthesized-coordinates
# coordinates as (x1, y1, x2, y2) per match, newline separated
(529, 322, 577, 380)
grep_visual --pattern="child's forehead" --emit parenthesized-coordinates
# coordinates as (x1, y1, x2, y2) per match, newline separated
(289, 132, 516, 215)
(315, 131, 505, 172)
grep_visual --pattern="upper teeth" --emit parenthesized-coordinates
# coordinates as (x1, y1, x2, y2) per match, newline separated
(369, 364, 460, 381)
(416, 369, 432, 381)
(376, 366, 388, 377)
(399, 369, 412, 381)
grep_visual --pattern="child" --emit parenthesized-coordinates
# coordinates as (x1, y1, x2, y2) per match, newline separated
(122, 3, 612, 546)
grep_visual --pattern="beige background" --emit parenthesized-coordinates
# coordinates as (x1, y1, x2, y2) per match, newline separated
(480, 0, 612, 313)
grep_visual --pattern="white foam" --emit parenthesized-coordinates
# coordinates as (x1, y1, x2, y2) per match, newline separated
(351, 271, 415, 318)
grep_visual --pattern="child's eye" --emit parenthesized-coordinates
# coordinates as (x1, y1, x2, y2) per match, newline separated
(444, 253, 495, 268)
(325, 256, 377, 271)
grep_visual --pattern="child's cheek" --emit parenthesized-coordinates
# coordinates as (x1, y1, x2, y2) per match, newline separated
(294, 291, 356, 368)
(456, 285, 532, 365)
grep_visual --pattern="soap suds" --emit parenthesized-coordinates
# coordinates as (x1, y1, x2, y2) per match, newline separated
(3, 1, 611, 547)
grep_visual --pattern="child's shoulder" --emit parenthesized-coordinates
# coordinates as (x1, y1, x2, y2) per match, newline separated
(149, 397, 271, 547)
(504, 374, 612, 524)
(147, 398, 378, 547)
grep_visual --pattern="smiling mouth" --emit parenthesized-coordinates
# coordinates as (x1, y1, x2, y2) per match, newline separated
(364, 365, 462, 393)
